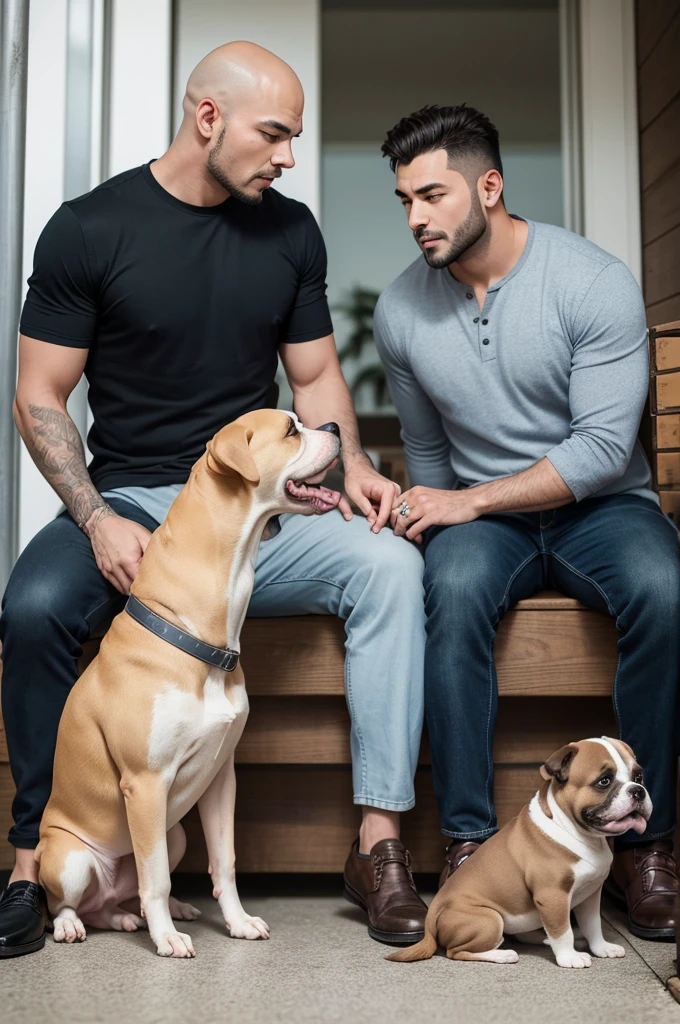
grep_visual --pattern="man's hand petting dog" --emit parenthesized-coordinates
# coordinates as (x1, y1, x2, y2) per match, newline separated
(344, 460, 401, 532)
(390, 486, 481, 543)
(84, 509, 152, 594)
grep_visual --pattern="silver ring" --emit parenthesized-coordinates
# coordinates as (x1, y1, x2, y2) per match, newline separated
(399, 501, 411, 518)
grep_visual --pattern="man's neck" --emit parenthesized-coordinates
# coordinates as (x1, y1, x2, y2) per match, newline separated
(150, 142, 230, 208)
(448, 211, 529, 295)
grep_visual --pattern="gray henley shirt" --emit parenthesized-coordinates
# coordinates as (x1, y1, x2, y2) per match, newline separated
(373, 218, 656, 505)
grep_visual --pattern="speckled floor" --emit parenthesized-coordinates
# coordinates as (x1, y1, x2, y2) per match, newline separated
(1, 879, 677, 1024)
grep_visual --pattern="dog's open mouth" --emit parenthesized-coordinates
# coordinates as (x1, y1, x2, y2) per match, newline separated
(286, 477, 342, 513)
(595, 811, 649, 836)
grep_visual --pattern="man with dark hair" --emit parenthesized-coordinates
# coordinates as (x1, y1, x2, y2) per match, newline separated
(374, 103, 679, 940)
(0, 42, 428, 957)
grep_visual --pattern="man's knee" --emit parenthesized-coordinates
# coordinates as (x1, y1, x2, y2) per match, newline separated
(1, 566, 81, 646)
(423, 526, 501, 613)
(624, 551, 680, 624)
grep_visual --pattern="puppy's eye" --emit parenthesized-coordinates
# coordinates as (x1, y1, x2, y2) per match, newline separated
(285, 419, 299, 438)
(633, 771, 644, 785)
(595, 775, 613, 789)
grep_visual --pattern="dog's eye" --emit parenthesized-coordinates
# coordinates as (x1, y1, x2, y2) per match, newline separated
(595, 775, 613, 789)
(285, 419, 299, 438)
(633, 771, 644, 785)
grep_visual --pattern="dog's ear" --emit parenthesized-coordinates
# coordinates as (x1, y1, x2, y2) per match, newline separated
(206, 423, 260, 484)
(540, 743, 579, 784)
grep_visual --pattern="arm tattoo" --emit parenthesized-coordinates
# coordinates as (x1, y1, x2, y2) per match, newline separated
(25, 404, 112, 529)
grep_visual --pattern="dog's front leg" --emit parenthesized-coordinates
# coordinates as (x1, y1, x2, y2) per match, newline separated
(122, 771, 196, 958)
(534, 889, 591, 968)
(573, 888, 625, 959)
(198, 753, 269, 940)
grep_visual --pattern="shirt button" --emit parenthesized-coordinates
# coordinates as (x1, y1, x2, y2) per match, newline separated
(466, 292, 473, 299)
(482, 338, 490, 346)
(482, 318, 488, 325)
(473, 316, 480, 323)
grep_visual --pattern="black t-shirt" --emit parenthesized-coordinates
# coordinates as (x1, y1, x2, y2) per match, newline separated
(20, 162, 333, 490)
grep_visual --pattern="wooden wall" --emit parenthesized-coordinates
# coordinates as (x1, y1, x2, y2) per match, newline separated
(637, 0, 680, 325)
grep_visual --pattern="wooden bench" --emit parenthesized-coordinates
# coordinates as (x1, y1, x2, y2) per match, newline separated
(1, 592, 619, 872)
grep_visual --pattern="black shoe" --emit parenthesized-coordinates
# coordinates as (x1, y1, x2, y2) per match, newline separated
(0, 881, 48, 958)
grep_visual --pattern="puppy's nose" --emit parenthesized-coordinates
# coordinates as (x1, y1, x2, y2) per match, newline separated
(317, 422, 340, 438)
(630, 785, 646, 803)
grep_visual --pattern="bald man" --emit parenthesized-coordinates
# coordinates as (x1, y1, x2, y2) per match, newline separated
(0, 42, 427, 957)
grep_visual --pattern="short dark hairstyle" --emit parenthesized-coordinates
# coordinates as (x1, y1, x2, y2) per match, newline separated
(381, 104, 503, 179)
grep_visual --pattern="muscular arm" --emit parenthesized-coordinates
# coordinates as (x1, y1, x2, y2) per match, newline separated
(14, 335, 150, 592)
(13, 335, 111, 531)
(280, 335, 400, 529)
(280, 335, 370, 470)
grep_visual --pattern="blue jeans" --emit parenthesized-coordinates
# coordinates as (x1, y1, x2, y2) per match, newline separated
(1, 498, 425, 848)
(423, 494, 680, 849)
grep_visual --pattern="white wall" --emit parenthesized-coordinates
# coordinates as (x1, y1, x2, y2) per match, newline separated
(174, 0, 321, 218)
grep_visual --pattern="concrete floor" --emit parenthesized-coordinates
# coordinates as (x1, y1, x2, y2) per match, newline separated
(1, 879, 678, 1024)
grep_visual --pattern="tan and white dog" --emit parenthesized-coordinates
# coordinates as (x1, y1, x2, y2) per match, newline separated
(36, 409, 342, 957)
(388, 737, 652, 969)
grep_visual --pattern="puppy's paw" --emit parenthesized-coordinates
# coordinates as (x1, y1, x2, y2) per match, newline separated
(556, 950, 592, 969)
(168, 897, 202, 921)
(590, 941, 625, 959)
(155, 930, 196, 958)
(227, 914, 270, 940)
(53, 913, 87, 943)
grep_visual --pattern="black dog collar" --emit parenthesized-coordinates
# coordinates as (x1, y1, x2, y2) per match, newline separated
(125, 594, 239, 672)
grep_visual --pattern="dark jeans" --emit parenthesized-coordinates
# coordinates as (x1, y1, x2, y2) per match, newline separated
(423, 494, 680, 849)
(0, 497, 160, 849)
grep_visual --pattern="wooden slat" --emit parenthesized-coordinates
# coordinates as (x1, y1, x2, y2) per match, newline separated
(513, 592, 584, 610)
(651, 331, 680, 371)
(637, 9, 680, 129)
(640, 94, 680, 188)
(642, 160, 680, 246)
(237, 696, 616, 766)
(646, 294, 680, 328)
(654, 369, 680, 412)
(177, 765, 542, 874)
(636, 0, 680, 66)
(659, 489, 680, 520)
(654, 412, 680, 449)
(644, 223, 680, 308)
(656, 452, 680, 485)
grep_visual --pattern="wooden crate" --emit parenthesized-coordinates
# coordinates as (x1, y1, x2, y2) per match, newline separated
(0, 594, 618, 872)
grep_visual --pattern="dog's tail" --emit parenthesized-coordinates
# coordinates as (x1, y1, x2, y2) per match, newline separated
(385, 921, 437, 963)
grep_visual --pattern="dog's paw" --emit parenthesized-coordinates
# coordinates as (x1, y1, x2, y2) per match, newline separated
(155, 930, 196, 958)
(227, 915, 270, 940)
(53, 913, 87, 943)
(590, 941, 625, 959)
(168, 897, 202, 921)
(556, 950, 592, 969)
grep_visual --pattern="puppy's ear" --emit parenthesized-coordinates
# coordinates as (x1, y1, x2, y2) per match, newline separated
(206, 423, 260, 485)
(540, 743, 579, 784)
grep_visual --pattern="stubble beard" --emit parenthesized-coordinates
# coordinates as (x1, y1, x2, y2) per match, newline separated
(420, 189, 488, 270)
(207, 126, 264, 206)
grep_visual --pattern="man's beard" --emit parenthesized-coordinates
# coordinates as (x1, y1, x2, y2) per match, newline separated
(417, 189, 487, 269)
(207, 126, 265, 206)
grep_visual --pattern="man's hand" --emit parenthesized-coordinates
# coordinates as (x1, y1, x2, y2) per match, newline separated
(84, 508, 153, 594)
(343, 461, 401, 532)
(390, 486, 480, 543)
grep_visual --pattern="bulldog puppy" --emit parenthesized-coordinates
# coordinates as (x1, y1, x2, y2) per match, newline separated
(388, 737, 652, 969)
(36, 410, 342, 958)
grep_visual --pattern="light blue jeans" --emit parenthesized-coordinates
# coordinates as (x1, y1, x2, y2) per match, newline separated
(106, 486, 427, 811)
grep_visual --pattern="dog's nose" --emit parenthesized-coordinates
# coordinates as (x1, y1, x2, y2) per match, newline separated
(316, 422, 340, 438)
(630, 785, 646, 803)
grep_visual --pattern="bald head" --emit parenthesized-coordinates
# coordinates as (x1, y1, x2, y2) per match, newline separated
(170, 41, 304, 207)
(183, 41, 303, 121)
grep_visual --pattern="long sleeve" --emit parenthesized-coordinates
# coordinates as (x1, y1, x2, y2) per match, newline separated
(544, 260, 649, 502)
(374, 297, 456, 490)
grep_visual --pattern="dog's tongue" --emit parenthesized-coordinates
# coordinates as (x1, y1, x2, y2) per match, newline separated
(601, 814, 648, 835)
(287, 480, 342, 513)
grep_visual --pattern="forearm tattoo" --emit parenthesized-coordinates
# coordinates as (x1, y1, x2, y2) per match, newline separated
(25, 404, 111, 529)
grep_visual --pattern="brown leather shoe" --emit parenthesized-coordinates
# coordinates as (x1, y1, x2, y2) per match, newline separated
(343, 838, 427, 945)
(438, 840, 480, 890)
(604, 839, 676, 940)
